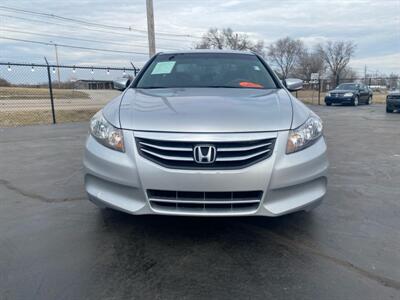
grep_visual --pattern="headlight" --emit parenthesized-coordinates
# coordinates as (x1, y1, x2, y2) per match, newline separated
(90, 111, 125, 152)
(344, 92, 354, 97)
(286, 116, 323, 154)
(326, 92, 331, 97)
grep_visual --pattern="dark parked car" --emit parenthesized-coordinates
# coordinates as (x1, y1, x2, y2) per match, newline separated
(386, 90, 400, 113)
(325, 83, 373, 106)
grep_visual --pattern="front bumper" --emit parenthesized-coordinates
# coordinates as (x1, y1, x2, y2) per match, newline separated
(325, 96, 354, 104)
(387, 100, 400, 110)
(83, 130, 329, 217)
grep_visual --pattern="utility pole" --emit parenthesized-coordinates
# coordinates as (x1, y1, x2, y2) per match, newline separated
(54, 44, 61, 88)
(146, 0, 156, 57)
(364, 65, 367, 84)
(50, 41, 61, 87)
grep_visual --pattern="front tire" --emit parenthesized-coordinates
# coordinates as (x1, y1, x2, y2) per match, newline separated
(386, 106, 393, 113)
(367, 96, 372, 105)
(326, 102, 332, 106)
(352, 96, 359, 106)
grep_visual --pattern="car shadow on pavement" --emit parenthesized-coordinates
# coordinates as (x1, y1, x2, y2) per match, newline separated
(96, 207, 316, 243)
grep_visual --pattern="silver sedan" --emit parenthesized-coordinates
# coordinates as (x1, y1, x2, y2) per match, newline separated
(84, 50, 328, 217)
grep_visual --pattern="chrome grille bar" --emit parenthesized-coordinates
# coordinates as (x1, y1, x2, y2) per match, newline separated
(139, 141, 192, 152)
(217, 149, 271, 162)
(141, 149, 194, 161)
(218, 142, 271, 152)
(147, 198, 260, 204)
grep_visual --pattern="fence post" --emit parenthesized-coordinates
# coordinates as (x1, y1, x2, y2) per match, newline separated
(318, 78, 321, 105)
(44, 57, 56, 124)
(130, 62, 138, 76)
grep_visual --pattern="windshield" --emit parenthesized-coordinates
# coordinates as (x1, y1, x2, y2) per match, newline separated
(136, 53, 277, 89)
(336, 83, 358, 90)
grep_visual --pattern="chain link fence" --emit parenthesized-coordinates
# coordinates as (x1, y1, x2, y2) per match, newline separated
(0, 62, 139, 127)
(1, 62, 398, 127)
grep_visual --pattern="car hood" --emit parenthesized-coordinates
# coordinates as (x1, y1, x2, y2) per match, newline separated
(329, 89, 356, 93)
(118, 88, 293, 133)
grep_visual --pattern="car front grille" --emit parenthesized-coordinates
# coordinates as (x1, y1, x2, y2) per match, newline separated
(331, 92, 345, 97)
(147, 189, 263, 214)
(135, 137, 276, 169)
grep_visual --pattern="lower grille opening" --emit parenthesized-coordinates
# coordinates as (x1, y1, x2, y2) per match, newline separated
(154, 201, 176, 209)
(178, 191, 204, 199)
(147, 189, 262, 214)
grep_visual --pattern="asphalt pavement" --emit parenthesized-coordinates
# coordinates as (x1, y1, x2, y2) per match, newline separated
(0, 104, 399, 300)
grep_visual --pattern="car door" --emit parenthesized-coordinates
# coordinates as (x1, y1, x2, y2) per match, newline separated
(359, 84, 368, 102)
(368, 87, 373, 98)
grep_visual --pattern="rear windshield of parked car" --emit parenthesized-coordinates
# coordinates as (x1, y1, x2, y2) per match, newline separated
(136, 53, 277, 89)
(336, 83, 358, 90)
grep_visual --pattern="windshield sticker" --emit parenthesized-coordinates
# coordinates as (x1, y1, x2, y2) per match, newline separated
(151, 61, 176, 74)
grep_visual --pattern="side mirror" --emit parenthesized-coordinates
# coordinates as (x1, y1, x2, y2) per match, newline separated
(113, 77, 131, 91)
(284, 78, 303, 92)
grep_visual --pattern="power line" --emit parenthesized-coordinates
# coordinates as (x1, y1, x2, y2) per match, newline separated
(0, 62, 138, 71)
(0, 14, 140, 37)
(0, 6, 132, 31)
(0, 5, 201, 38)
(0, 14, 196, 43)
(1, 27, 181, 51)
(0, 36, 149, 55)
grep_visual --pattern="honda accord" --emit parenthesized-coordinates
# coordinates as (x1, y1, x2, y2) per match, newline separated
(83, 50, 329, 217)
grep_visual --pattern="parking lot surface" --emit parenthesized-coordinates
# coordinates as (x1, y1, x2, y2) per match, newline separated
(0, 104, 399, 300)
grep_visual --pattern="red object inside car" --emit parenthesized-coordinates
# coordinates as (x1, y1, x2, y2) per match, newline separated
(239, 81, 264, 88)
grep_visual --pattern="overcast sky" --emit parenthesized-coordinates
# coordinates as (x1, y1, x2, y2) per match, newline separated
(0, 0, 399, 75)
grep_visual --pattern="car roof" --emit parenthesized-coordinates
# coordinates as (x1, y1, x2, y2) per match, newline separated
(157, 49, 255, 55)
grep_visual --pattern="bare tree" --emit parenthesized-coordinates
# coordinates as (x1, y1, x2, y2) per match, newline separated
(267, 37, 304, 79)
(317, 41, 356, 85)
(341, 66, 358, 81)
(195, 28, 265, 56)
(295, 49, 325, 80)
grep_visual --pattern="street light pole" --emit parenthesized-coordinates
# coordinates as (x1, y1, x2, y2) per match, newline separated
(146, 0, 156, 57)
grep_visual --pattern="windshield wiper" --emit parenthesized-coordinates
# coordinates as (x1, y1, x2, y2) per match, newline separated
(139, 86, 167, 89)
(139, 86, 241, 89)
(202, 85, 243, 88)
(138, 86, 265, 89)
